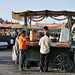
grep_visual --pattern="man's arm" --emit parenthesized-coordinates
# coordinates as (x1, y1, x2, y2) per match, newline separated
(49, 39, 52, 46)
(22, 36, 26, 41)
(39, 39, 41, 46)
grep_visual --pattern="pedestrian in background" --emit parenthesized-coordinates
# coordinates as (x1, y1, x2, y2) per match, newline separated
(12, 32, 21, 64)
(15, 32, 21, 64)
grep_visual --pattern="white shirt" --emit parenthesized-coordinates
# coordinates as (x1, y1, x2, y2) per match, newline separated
(39, 35, 52, 54)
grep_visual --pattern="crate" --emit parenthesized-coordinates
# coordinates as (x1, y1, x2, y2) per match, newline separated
(59, 43, 69, 47)
(26, 42, 39, 46)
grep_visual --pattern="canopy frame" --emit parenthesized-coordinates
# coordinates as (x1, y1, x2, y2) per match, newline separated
(12, 10, 75, 47)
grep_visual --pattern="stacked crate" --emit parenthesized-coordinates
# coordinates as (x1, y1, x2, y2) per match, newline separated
(59, 43, 69, 47)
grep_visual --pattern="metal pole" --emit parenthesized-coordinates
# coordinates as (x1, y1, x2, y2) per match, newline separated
(24, 16, 26, 31)
(24, 16, 27, 38)
(68, 16, 70, 47)
(69, 16, 72, 45)
(24, 16, 27, 32)
(68, 16, 72, 47)
(30, 16, 31, 31)
(25, 17, 27, 32)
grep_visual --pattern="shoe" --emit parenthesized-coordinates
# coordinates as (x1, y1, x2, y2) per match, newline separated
(17, 61, 19, 64)
(40, 70, 43, 72)
(18, 66, 25, 71)
(21, 67, 25, 71)
(18, 66, 22, 71)
(22, 68, 25, 71)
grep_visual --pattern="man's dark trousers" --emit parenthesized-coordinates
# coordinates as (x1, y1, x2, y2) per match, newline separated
(40, 53, 49, 72)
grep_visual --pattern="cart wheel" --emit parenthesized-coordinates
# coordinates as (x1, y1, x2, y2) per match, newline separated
(23, 62, 26, 67)
(26, 63, 31, 69)
(23, 61, 31, 69)
(55, 53, 73, 72)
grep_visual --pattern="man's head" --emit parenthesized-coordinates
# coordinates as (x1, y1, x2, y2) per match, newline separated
(44, 31, 50, 37)
(21, 30, 26, 37)
(44, 26, 48, 31)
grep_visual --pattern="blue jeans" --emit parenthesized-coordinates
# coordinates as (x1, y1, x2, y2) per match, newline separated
(19, 49, 26, 67)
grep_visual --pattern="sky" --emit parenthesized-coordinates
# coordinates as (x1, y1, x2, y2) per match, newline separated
(0, 0, 75, 24)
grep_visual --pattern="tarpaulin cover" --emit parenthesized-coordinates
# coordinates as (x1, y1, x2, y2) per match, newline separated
(0, 24, 23, 28)
(59, 27, 69, 42)
(28, 24, 65, 29)
(12, 10, 75, 21)
(0, 24, 23, 27)
(0, 24, 65, 29)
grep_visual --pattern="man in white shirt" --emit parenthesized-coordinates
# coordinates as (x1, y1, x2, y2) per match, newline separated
(39, 31, 52, 72)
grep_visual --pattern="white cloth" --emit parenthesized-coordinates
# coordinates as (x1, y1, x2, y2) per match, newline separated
(0, 42, 8, 46)
(39, 35, 52, 54)
(72, 23, 75, 32)
(59, 27, 69, 42)
(12, 36, 19, 61)
(72, 35, 75, 41)
(12, 45, 17, 60)
(15, 36, 19, 46)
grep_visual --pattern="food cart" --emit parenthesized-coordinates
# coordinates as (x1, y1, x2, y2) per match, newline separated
(12, 10, 75, 72)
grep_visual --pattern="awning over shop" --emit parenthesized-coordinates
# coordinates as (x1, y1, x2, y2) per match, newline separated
(0, 24, 65, 29)
(0, 24, 23, 28)
(0, 24, 23, 27)
(28, 24, 65, 29)
(27, 26, 43, 30)
(12, 10, 75, 21)
(49, 27, 61, 32)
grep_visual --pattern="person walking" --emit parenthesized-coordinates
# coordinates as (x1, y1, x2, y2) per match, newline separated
(39, 31, 52, 72)
(15, 32, 21, 64)
(12, 32, 21, 64)
(19, 30, 27, 71)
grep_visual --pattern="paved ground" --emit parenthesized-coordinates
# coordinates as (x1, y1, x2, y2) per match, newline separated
(0, 49, 75, 75)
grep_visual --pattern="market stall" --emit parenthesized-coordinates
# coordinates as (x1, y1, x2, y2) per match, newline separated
(12, 10, 75, 72)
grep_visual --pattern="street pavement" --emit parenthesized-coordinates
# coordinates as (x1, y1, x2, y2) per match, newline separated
(0, 49, 75, 75)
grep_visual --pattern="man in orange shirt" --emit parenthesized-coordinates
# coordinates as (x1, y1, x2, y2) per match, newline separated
(19, 30, 27, 71)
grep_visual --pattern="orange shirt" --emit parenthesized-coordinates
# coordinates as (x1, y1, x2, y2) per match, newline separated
(19, 35, 27, 50)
